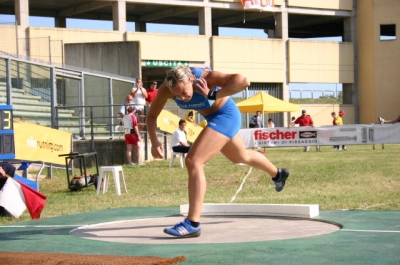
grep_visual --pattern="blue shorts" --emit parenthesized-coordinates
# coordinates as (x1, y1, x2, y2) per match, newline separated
(203, 98, 241, 139)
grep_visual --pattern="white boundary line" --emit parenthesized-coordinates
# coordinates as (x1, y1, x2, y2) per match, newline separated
(0, 225, 85, 228)
(230, 166, 252, 203)
(6, 222, 398, 235)
(0, 217, 176, 229)
(341, 229, 400, 233)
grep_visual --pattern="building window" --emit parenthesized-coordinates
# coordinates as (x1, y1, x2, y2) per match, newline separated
(380, 24, 396, 40)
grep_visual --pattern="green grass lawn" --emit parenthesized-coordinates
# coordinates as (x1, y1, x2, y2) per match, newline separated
(1, 144, 399, 225)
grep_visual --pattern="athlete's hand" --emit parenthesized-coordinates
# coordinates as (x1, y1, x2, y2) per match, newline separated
(151, 142, 164, 159)
(0, 167, 6, 178)
(193, 77, 210, 97)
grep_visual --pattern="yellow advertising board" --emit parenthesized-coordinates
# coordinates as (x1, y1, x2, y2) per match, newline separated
(157, 110, 203, 142)
(14, 122, 72, 165)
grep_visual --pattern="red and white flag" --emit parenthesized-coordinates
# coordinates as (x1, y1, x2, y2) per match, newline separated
(0, 178, 46, 219)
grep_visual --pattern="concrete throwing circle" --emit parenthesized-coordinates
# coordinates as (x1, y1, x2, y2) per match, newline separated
(71, 216, 341, 244)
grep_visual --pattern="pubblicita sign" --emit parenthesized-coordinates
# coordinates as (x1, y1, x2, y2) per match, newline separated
(145, 61, 189, 67)
(241, 0, 275, 11)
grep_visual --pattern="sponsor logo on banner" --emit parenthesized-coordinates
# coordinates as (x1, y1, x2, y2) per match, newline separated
(240, 124, 400, 148)
(252, 129, 318, 146)
(254, 129, 297, 140)
(14, 122, 72, 165)
(299, 131, 317, 139)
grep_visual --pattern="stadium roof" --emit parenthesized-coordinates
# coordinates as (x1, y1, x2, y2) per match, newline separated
(0, 0, 349, 38)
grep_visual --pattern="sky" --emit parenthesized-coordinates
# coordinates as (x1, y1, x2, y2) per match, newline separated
(1, 14, 273, 38)
(0, 14, 343, 97)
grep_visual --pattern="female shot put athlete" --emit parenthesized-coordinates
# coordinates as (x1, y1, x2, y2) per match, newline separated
(146, 65, 290, 238)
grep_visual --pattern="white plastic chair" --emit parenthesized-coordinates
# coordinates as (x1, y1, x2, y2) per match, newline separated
(169, 151, 185, 168)
(96, 166, 127, 195)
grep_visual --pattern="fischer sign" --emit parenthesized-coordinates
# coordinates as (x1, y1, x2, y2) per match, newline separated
(239, 124, 400, 148)
(250, 128, 318, 146)
(254, 129, 297, 140)
(241, 0, 275, 11)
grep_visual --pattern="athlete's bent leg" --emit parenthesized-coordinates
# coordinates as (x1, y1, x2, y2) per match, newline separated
(184, 127, 231, 222)
(163, 128, 231, 237)
(221, 135, 278, 177)
(221, 135, 290, 192)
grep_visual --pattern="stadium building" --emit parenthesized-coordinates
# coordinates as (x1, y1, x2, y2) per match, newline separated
(0, 0, 399, 126)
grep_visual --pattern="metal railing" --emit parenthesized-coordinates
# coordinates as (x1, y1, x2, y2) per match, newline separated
(0, 21, 64, 66)
(55, 104, 138, 139)
(55, 103, 152, 159)
(289, 89, 342, 99)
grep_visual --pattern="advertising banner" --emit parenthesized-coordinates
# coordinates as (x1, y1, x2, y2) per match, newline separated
(241, 0, 275, 11)
(238, 124, 400, 148)
(14, 122, 72, 165)
(157, 110, 203, 143)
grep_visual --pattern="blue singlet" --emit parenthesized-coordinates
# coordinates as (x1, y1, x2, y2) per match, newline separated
(173, 68, 221, 111)
(173, 68, 241, 139)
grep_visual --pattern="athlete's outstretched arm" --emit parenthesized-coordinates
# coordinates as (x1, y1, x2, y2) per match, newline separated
(146, 83, 172, 158)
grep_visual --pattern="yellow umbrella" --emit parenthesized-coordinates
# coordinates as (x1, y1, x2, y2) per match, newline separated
(236, 91, 300, 113)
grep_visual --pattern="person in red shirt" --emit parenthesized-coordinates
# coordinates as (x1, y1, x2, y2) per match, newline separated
(289, 109, 320, 152)
(146, 81, 158, 106)
(122, 106, 142, 165)
(291, 109, 314, 126)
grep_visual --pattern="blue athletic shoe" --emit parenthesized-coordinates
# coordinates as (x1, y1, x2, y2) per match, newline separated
(164, 218, 201, 238)
(273, 168, 290, 192)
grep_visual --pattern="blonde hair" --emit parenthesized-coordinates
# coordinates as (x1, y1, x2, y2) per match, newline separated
(165, 65, 192, 87)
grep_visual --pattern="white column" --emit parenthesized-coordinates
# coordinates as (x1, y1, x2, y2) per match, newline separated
(275, 2, 290, 126)
(15, 0, 29, 57)
(113, 0, 126, 32)
(199, 6, 212, 67)
(15, 0, 29, 29)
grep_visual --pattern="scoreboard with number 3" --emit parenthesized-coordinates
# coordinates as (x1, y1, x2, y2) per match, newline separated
(0, 105, 15, 159)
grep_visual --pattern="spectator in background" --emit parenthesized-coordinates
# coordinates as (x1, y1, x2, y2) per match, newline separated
(290, 116, 299, 127)
(289, 109, 320, 152)
(249, 111, 263, 128)
(131, 77, 148, 131)
(331, 112, 337, 125)
(119, 95, 134, 118)
(331, 111, 339, 149)
(335, 110, 347, 151)
(131, 77, 148, 113)
(122, 106, 143, 165)
(267, 118, 275, 128)
(171, 119, 191, 154)
(146, 81, 158, 106)
(118, 95, 134, 129)
(379, 114, 400, 124)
